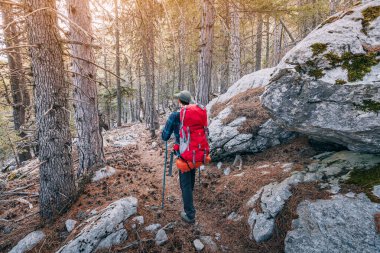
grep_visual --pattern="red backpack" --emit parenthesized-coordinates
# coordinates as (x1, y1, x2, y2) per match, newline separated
(177, 104, 210, 171)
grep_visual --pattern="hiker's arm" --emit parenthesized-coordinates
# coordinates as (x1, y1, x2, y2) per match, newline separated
(161, 113, 177, 141)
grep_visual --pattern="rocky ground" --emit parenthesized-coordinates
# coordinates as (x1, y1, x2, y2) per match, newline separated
(1, 122, 379, 252)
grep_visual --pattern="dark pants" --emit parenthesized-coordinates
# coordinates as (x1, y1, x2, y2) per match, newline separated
(179, 169, 196, 220)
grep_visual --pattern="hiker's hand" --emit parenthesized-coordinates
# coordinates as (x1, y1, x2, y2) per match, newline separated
(173, 144, 179, 152)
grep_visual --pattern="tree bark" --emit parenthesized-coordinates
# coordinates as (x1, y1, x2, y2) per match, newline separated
(114, 0, 122, 127)
(272, 17, 282, 66)
(220, 0, 229, 94)
(138, 0, 156, 137)
(196, 0, 215, 106)
(25, 0, 76, 222)
(265, 14, 270, 68)
(2, 3, 32, 162)
(255, 13, 263, 71)
(228, 1, 240, 85)
(68, 0, 104, 175)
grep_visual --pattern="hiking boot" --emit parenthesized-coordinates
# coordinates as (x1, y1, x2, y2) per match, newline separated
(180, 211, 195, 224)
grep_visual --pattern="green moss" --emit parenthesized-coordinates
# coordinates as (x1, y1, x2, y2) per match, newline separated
(355, 99, 380, 113)
(324, 51, 379, 82)
(341, 52, 379, 81)
(361, 6, 380, 35)
(335, 79, 347, 85)
(310, 43, 328, 56)
(346, 165, 380, 203)
(308, 68, 325, 79)
(295, 64, 303, 73)
(324, 52, 341, 67)
(305, 60, 325, 79)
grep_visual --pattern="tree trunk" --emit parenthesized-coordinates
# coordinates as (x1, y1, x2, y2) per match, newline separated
(272, 17, 282, 66)
(228, 1, 240, 85)
(265, 15, 270, 68)
(25, 0, 76, 222)
(178, 7, 185, 91)
(2, 3, 32, 162)
(67, 0, 104, 176)
(114, 0, 122, 127)
(220, 0, 229, 94)
(196, 0, 215, 106)
(255, 13, 263, 71)
(139, 0, 156, 137)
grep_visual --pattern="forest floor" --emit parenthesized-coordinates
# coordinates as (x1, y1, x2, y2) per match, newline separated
(0, 122, 325, 253)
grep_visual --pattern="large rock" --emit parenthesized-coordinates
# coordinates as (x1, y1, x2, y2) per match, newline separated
(285, 194, 380, 253)
(57, 197, 137, 253)
(9, 230, 45, 253)
(262, 1, 380, 153)
(247, 150, 380, 242)
(208, 68, 296, 160)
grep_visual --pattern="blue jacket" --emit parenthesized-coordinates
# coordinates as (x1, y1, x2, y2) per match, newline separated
(161, 111, 180, 144)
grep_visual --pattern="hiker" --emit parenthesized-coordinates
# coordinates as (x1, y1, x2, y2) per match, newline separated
(161, 90, 210, 224)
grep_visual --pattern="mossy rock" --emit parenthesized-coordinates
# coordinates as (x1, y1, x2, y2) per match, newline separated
(310, 43, 328, 57)
(324, 51, 379, 82)
(346, 164, 380, 203)
(335, 79, 347, 85)
(355, 99, 380, 113)
(361, 6, 380, 35)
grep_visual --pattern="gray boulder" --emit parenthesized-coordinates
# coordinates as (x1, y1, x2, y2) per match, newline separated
(57, 197, 137, 253)
(96, 228, 128, 250)
(208, 68, 296, 160)
(9, 230, 45, 253)
(262, 1, 380, 153)
(247, 150, 380, 243)
(285, 194, 380, 253)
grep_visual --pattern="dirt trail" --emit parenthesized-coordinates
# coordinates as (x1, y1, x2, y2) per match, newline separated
(0, 123, 317, 252)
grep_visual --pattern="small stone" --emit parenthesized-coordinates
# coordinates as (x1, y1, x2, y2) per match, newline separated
(345, 192, 356, 198)
(132, 216, 144, 225)
(3, 226, 12, 234)
(214, 233, 221, 241)
(200, 165, 206, 171)
(65, 219, 77, 233)
(145, 223, 161, 232)
(223, 167, 231, 176)
(155, 229, 168, 246)
(216, 162, 223, 169)
(151, 142, 158, 149)
(199, 236, 218, 252)
(372, 185, 380, 198)
(193, 239, 204, 251)
(90, 210, 98, 216)
(92, 166, 117, 182)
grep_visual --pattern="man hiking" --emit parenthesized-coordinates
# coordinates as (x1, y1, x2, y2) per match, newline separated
(161, 90, 210, 224)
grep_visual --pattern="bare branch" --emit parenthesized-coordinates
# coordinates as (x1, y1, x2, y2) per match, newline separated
(64, 53, 126, 82)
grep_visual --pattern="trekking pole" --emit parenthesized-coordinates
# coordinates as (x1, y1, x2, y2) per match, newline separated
(168, 150, 174, 177)
(161, 141, 168, 209)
